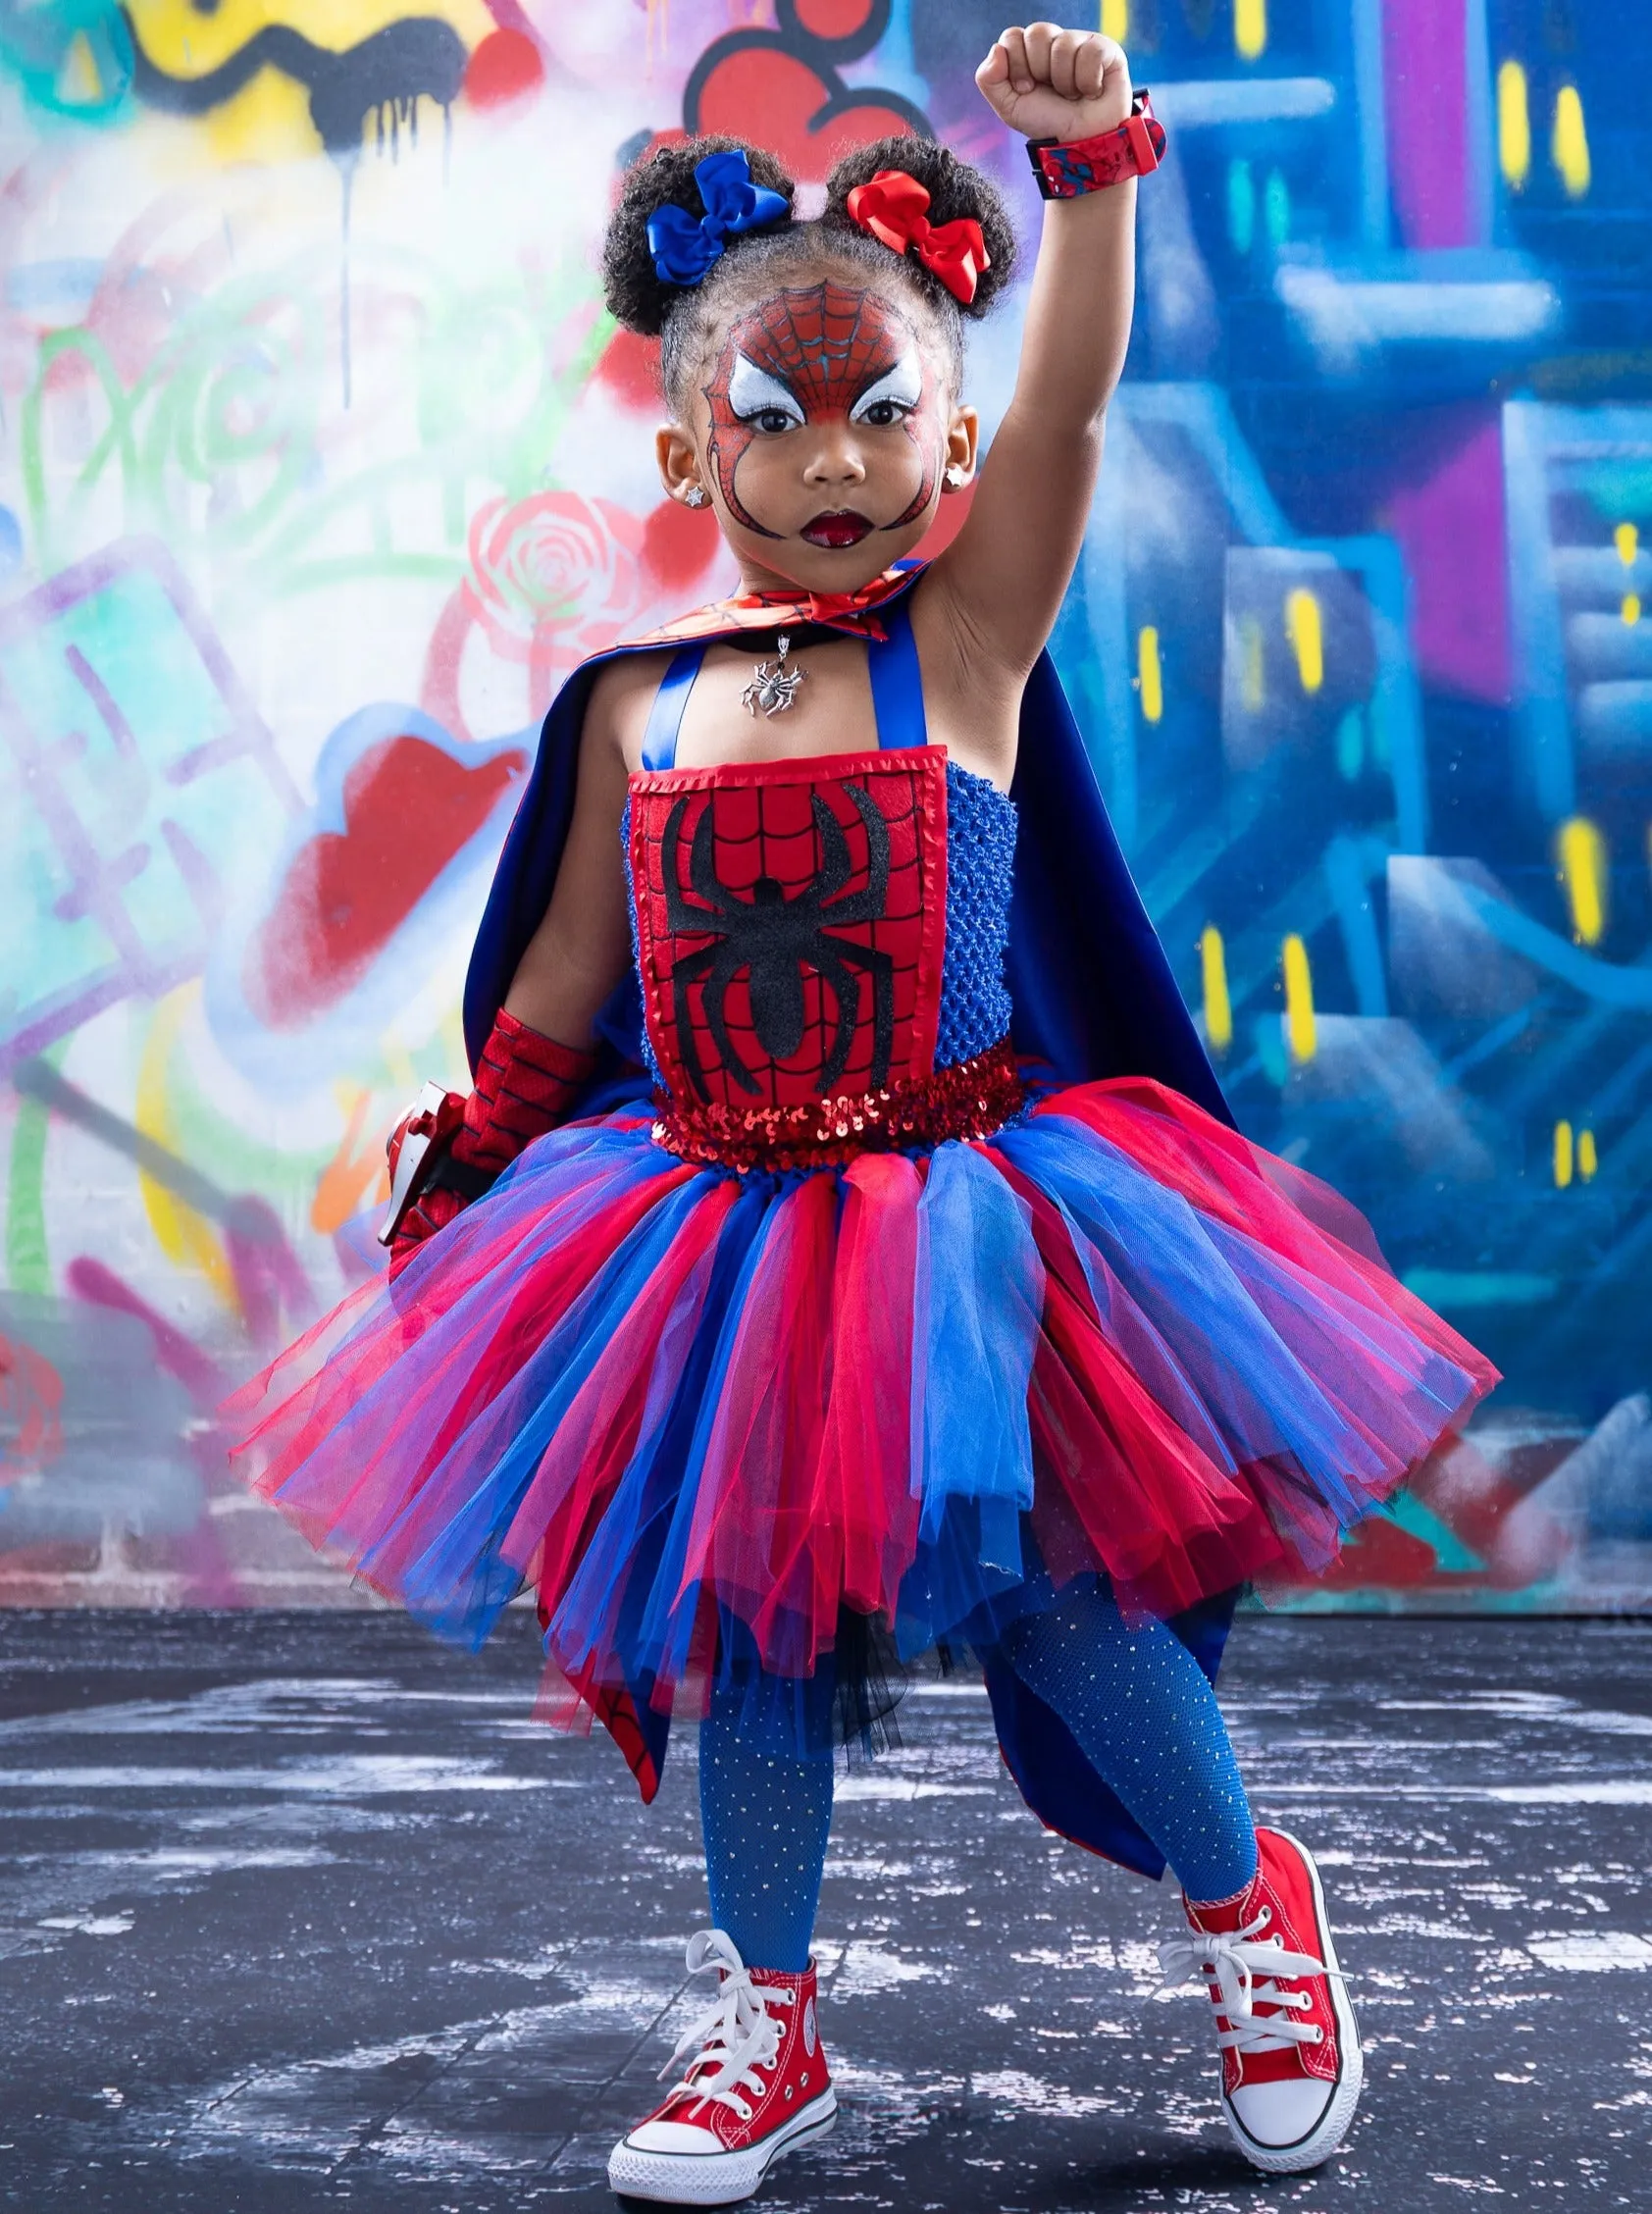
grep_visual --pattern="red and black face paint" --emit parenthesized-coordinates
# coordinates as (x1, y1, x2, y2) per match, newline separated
(702, 283, 941, 538)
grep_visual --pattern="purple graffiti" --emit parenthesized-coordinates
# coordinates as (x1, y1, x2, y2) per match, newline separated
(0, 535, 300, 1076)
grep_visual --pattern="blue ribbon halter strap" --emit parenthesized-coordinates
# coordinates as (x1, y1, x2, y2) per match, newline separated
(637, 607, 927, 774)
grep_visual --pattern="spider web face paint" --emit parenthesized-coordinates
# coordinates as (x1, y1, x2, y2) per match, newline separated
(703, 283, 943, 538)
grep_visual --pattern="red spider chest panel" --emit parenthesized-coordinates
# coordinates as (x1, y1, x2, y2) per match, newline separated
(628, 749, 948, 1120)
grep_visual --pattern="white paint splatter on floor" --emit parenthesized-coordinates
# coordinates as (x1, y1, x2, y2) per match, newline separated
(3, 1613, 1651, 2211)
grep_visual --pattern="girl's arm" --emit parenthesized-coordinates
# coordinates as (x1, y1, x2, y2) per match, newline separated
(501, 667, 637, 1044)
(929, 23, 1137, 679)
(383, 676, 636, 1269)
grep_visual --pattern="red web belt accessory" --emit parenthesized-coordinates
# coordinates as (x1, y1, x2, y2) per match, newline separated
(1027, 90, 1166, 200)
(380, 1081, 467, 1245)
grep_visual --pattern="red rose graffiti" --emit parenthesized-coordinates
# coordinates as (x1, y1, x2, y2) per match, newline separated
(465, 489, 642, 665)
(425, 489, 645, 735)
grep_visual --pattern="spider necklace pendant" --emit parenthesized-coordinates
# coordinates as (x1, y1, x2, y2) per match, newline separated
(742, 633, 806, 718)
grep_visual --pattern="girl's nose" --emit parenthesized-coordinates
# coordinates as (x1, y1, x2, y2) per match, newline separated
(801, 427, 867, 487)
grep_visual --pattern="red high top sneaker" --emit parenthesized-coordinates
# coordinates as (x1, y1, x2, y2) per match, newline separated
(1160, 1828, 1363, 2173)
(608, 1930, 836, 2206)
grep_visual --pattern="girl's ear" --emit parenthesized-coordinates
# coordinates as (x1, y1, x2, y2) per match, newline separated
(656, 422, 709, 507)
(942, 404, 980, 491)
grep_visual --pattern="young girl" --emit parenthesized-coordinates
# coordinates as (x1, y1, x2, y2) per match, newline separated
(232, 23, 1497, 2205)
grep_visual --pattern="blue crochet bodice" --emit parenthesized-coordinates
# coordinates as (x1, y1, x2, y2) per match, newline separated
(936, 761, 1017, 1066)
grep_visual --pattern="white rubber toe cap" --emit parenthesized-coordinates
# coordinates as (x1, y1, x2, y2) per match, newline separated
(624, 2118, 727, 2156)
(1229, 2076, 1335, 2148)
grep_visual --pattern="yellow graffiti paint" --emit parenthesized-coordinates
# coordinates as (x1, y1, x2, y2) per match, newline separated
(1556, 815, 1607, 945)
(1200, 925, 1233, 1053)
(129, 1, 495, 73)
(1577, 1128, 1598, 1182)
(645, 0, 670, 75)
(311, 1087, 386, 1236)
(380, 1030, 421, 1100)
(1552, 84, 1590, 198)
(1240, 616, 1265, 711)
(1138, 625, 1163, 723)
(1282, 934, 1316, 1062)
(200, 72, 316, 164)
(127, 0, 496, 162)
(1234, 0, 1266, 62)
(1553, 1118, 1574, 1188)
(1284, 587, 1324, 694)
(1497, 60, 1529, 189)
(59, 31, 105, 106)
(136, 985, 236, 1312)
(1616, 525, 1639, 625)
(1101, 0, 1129, 38)
(439, 1006, 471, 1091)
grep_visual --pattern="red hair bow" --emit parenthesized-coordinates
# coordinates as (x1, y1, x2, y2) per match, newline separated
(845, 170, 989, 306)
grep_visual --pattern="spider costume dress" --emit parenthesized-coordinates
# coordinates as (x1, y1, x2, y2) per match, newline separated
(231, 563, 1496, 1879)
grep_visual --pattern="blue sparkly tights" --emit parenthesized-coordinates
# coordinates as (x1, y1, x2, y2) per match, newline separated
(698, 1586, 1257, 1971)
(999, 1582, 1259, 1905)
(699, 1693, 835, 1975)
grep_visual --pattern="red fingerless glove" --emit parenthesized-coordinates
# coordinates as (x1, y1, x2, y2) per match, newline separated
(383, 1009, 597, 1278)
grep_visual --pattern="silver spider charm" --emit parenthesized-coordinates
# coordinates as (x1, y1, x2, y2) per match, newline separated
(742, 634, 806, 717)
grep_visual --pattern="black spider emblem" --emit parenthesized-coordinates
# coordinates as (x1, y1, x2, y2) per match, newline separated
(662, 784, 895, 1101)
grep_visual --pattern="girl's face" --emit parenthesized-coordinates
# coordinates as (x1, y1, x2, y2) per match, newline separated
(657, 273, 978, 594)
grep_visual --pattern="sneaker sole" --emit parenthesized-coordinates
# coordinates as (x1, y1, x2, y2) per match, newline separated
(1220, 1828, 1365, 2176)
(608, 2089, 838, 2206)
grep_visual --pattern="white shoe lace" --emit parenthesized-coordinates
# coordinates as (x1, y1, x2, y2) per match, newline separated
(659, 1930, 798, 2124)
(1157, 1903, 1343, 2057)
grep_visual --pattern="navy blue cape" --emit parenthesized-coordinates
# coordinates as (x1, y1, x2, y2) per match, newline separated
(463, 565, 1239, 1881)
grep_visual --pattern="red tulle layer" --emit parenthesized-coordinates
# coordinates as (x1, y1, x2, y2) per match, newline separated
(226, 1080, 1499, 1722)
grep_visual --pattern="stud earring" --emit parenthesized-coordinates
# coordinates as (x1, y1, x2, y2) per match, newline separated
(684, 486, 710, 509)
(944, 466, 968, 490)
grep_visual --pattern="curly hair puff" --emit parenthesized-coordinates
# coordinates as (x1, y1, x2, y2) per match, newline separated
(602, 135, 798, 339)
(821, 136, 1017, 322)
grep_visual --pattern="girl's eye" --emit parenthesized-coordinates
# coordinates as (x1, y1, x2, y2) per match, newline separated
(850, 352, 923, 427)
(726, 354, 804, 434)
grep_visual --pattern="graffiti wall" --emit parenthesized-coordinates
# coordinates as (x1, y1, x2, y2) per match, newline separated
(0, 0, 1647, 1612)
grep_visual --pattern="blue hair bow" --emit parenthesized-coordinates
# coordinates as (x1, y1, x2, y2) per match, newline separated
(645, 149, 790, 287)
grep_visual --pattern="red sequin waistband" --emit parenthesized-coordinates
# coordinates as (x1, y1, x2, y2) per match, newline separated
(652, 1038, 1024, 1172)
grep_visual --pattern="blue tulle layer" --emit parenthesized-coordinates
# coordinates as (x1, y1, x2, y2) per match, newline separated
(230, 1077, 1497, 1754)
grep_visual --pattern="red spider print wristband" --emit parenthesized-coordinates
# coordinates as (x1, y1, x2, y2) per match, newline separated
(1026, 91, 1166, 200)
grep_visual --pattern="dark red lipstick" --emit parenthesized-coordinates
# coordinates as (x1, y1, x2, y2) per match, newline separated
(800, 510, 874, 548)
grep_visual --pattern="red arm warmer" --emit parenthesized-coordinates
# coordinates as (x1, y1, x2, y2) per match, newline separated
(387, 1009, 597, 1277)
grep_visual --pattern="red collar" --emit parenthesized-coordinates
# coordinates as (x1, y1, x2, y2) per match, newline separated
(620, 564, 917, 648)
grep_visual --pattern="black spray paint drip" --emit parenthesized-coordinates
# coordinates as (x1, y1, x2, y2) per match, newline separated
(121, 12, 469, 405)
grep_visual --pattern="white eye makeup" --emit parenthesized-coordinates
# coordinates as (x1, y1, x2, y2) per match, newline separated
(727, 354, 804, 429)
(850, 351, 923, 424)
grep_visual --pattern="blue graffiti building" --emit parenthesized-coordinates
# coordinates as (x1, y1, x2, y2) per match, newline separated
(906, 1, 1652, 1462)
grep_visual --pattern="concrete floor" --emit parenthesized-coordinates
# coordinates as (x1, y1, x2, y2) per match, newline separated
(2, 1610, 1648, 2212)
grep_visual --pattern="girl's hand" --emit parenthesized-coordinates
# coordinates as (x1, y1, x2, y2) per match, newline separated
(975, 23, 1132, 144)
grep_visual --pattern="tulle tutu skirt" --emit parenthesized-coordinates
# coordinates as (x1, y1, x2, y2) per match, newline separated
(228, 1077, 1496, 1740)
